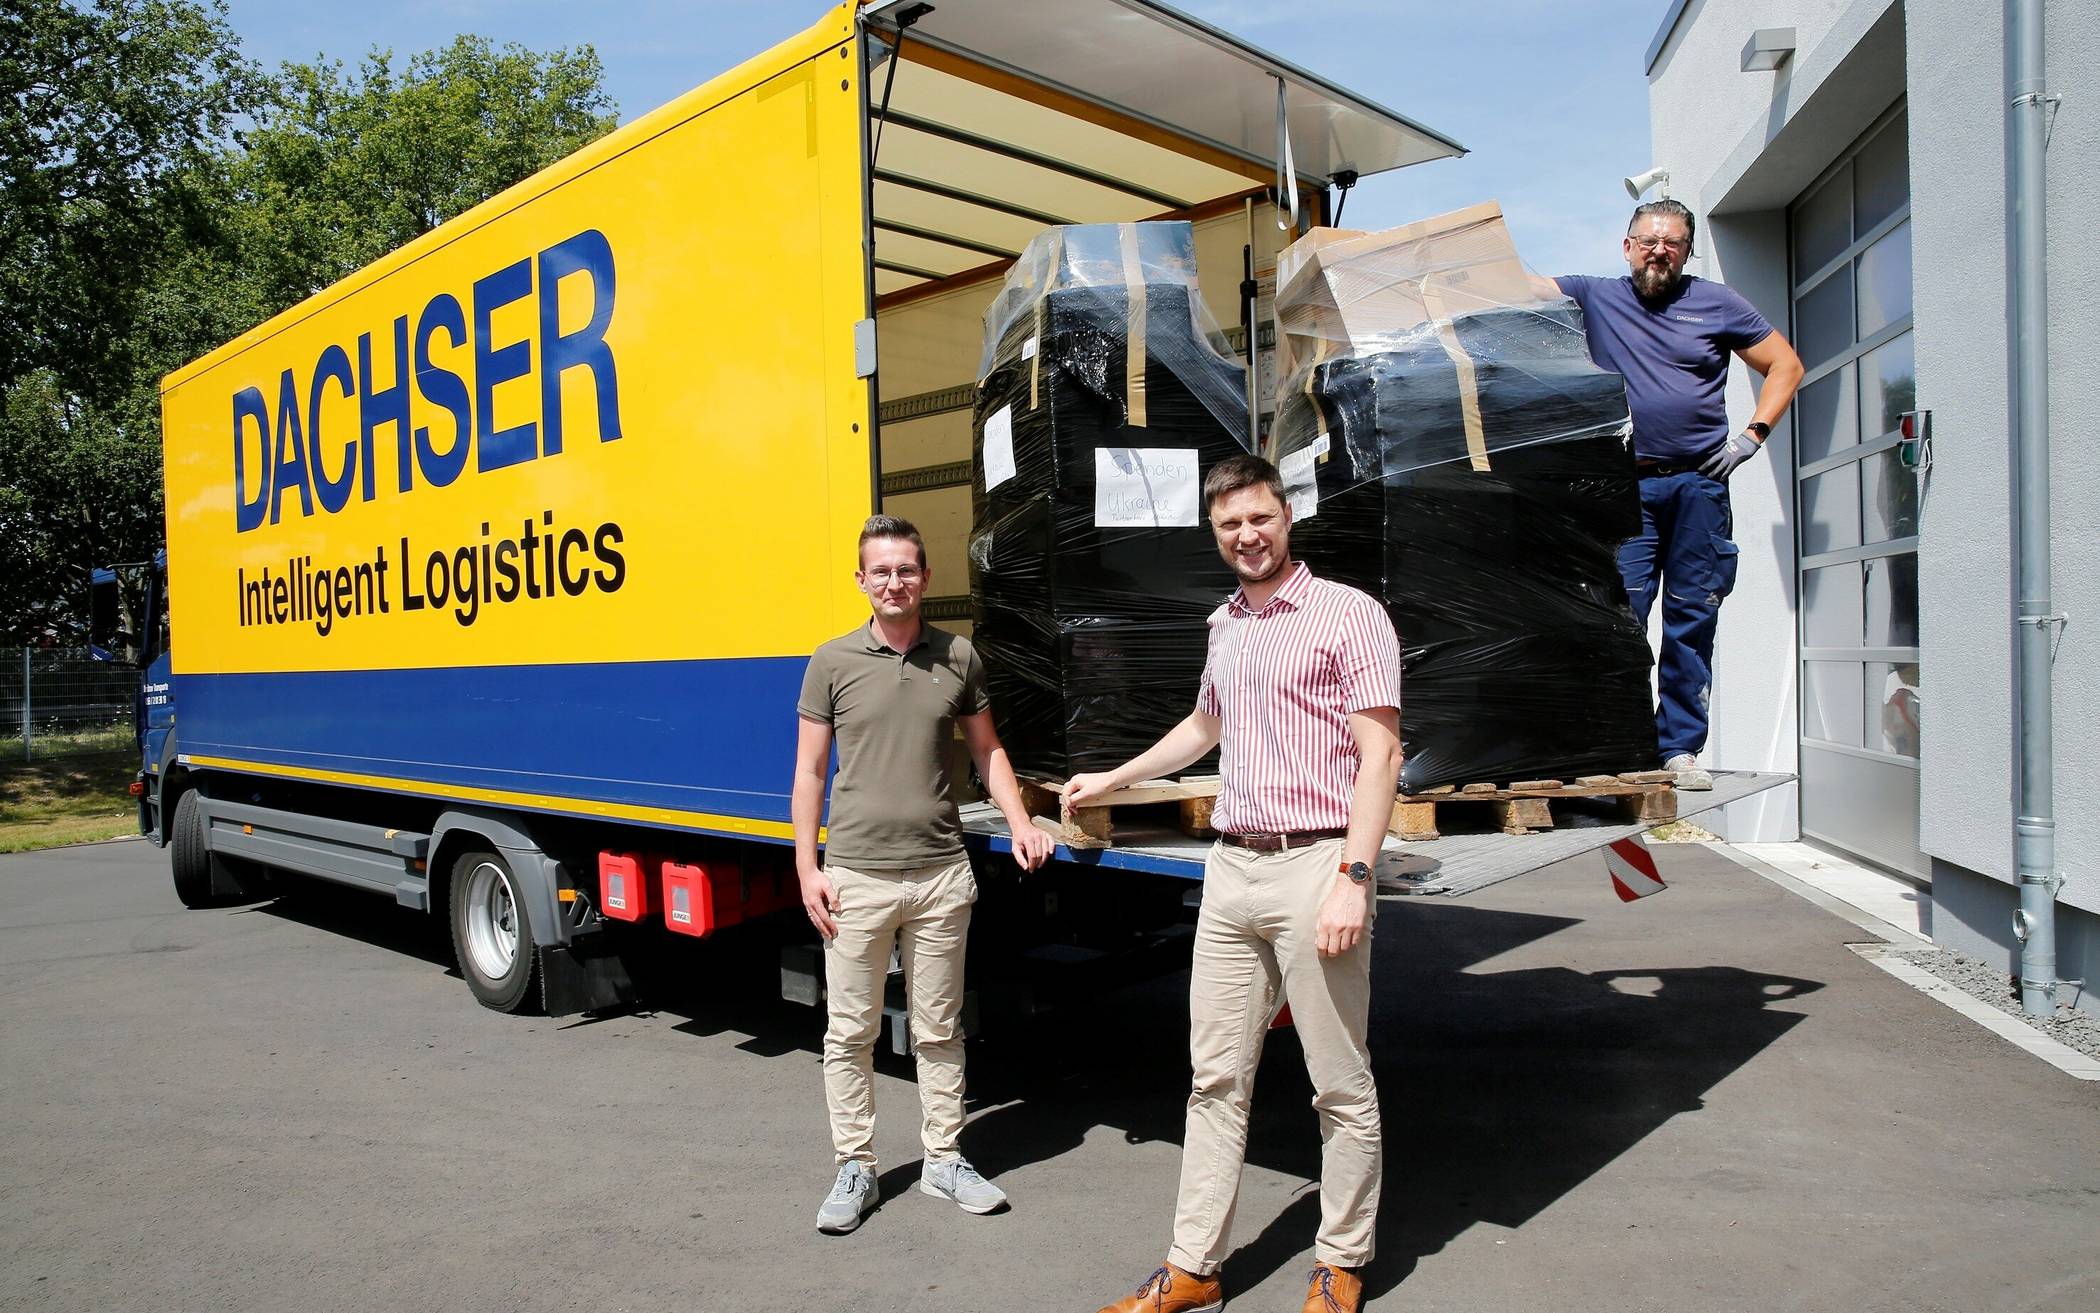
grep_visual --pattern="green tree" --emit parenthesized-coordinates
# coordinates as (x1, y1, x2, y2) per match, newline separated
(0, 0, 260, 400)
(0, 13, 617, 645)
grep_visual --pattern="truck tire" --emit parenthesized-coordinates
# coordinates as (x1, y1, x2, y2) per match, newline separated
(449, 850, 540, 1013)
(169, 789, 216, 909)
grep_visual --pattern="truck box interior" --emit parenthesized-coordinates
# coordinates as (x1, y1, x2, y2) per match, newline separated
(857, 0, 1464, 628)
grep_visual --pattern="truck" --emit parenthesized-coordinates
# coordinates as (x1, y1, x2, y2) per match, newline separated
(98, 0, 1784, 1020)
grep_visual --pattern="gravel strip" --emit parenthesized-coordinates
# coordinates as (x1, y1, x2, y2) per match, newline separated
(1883, 944, 2100, 1061)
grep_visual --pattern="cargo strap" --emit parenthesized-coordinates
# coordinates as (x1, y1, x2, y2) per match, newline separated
(1032, 228, 1061, 411)
(1119, 223, 1149, 428)
(1420, 281, 1492, 472)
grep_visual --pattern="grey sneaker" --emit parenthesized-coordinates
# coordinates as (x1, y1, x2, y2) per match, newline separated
(919, 1156, 1008, 1214)
(1664, 753, 1714, 791)
(816, 1161, 878, 1234)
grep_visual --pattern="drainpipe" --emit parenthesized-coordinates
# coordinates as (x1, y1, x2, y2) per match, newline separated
(2007, 0, 2064, 1019)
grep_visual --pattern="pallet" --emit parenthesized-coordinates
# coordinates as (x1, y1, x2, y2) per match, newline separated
(1017, 775, 1221, 849)
(1389, 772, 1677, 841)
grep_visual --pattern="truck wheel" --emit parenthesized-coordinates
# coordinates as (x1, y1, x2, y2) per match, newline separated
(450, 850, 540, 1013)
(170, 789, 216, 909)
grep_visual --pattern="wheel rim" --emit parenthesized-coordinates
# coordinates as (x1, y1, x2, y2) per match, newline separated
(462, 859, 519, 981)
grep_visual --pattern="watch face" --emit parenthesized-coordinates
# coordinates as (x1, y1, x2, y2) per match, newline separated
(1347, 862, 1373, 884)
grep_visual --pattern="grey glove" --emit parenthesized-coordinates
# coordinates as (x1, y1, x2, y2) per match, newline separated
(1699, 430, 1764, 479)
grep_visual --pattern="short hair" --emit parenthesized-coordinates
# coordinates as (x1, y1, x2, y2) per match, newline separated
(1202, 453, 1286, 514)
(1628, 198, 1697, 253)
(858, 514, 926, 568)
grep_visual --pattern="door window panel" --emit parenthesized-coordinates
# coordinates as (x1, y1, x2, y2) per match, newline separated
(1865, 554, 1920, 647)
(1854, 114, 1910, 235)
(1860, 446, 1920, 543)
(1866, 661, 1922, 757)
(1856, 220, 1913, 339)
(1804, 660, 1866, 747)
(1803, 562, 1863, 647)
(1802, 463, 1862, 555)
(1859, 333, 1916, 439)
(1796, 272, 1856, 371)
(1793, 166, 1853, 280)
(1795, 369, 1859, 466)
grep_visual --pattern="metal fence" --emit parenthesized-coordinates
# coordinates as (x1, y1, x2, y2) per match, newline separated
(0, 647, 138, 762)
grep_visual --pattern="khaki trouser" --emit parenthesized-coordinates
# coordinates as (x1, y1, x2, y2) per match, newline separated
(822, 857, 977, 1165)
(1170, 837, 1380, 1273)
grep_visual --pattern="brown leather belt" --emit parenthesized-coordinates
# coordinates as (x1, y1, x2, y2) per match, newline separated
(1219, 828, 1349, 853)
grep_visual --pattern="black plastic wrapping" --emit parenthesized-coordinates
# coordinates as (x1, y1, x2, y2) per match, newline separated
(1270, 209, 1659, 791)
(969, 223, 1250, 779)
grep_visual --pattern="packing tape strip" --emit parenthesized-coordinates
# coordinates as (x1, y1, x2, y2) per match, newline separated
(1033, 229, 1063, 411)
(1420, 281, 1492, 472)
(1119, 223, 1148, 429)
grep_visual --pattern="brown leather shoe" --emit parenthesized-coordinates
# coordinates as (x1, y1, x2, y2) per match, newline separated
(1094, 1262, 1223, 1313)
(1303, 1263, 1363, 1313)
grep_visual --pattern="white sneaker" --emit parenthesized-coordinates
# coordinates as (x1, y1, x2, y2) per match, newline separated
(920, 1156, 1008, 1214)
(1664, 753, 1714, 791)
(816, 1161, 878, 1234)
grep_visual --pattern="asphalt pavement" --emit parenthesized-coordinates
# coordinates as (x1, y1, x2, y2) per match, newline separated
(3, 838, 2097, 1313)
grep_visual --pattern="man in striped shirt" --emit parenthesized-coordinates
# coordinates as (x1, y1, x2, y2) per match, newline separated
(1069, 454, 1403, 1313)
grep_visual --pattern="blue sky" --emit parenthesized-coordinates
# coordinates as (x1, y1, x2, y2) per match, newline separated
(217, 0, 1659, 277)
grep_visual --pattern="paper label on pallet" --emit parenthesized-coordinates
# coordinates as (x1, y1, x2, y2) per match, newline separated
(1095, 447, 1199, 528)
(1021, 336, 1037, 360)
(1281, 445, 1319, 520)
(983, 404, 1016, 491)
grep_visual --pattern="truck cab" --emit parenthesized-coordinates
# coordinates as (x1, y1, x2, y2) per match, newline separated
(89, 554, 176, 841)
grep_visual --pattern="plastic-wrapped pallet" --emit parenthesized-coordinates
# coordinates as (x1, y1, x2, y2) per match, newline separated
(1268, 202, 1658, 792)
(969, 222, 1251, 780)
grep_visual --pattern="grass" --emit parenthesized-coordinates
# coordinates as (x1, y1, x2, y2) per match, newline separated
(0, 749, 143, 853)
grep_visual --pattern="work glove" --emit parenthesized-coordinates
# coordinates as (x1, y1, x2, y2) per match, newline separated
(1699, 430, 1764, 480)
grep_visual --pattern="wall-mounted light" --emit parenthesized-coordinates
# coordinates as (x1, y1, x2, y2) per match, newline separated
(1741, 27, 1796, 72)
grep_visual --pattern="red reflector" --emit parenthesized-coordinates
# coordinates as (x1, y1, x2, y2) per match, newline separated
(128, 781, 146, 796)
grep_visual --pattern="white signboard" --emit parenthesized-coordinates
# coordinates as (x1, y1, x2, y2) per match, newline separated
(982, 404, 1016, 491)
(1094, 447, 1200, 528)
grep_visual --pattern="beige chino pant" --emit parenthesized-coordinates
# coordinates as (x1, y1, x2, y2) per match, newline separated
(1170, 837, 1380, 1273)
(822, 857, 977, 1166)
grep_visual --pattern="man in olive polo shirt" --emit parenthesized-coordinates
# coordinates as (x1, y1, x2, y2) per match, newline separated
(792, 513, 1054, 1235)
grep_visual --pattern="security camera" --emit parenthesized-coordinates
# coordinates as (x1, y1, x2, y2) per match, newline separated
(1624, 167, 1670, 200)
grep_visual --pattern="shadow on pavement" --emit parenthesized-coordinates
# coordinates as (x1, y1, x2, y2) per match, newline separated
(247, 879, 1822, 1303)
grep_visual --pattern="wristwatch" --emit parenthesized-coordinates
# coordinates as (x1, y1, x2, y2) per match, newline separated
(1744, 420, 1771, 440)
(1339, 860, 1373, 886)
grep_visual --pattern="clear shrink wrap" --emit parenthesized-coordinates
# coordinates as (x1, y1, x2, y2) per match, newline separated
(968, 222, 1250, 780)
(1268, 202, 1659, 791)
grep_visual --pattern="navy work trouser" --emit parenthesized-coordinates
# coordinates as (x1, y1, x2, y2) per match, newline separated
(1617, 470, 1740, 762)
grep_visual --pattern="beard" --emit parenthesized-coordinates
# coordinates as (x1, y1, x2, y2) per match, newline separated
(1226, 547, 1288, 584)
(1633, 262, 1681, 299)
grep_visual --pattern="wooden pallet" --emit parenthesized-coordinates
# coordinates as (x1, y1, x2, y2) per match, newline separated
(1017, 775, 1221, 849)
(1389, 772, 1678, 841)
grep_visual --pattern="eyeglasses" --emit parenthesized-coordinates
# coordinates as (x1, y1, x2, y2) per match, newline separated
(1631, 236, 1690, 254)
(863, 567, 924, 584)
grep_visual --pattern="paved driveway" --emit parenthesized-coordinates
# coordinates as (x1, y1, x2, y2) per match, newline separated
(3, 839, 2096, 1312)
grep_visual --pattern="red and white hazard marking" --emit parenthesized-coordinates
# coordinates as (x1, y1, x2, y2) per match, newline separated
(1603, 835, 1667, 901)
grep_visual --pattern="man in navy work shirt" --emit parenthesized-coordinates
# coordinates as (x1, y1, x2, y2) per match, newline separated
(1550, 198, 1804, 788)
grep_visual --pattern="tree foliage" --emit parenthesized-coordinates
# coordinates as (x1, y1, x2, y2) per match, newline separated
(0, 2, 617, 644)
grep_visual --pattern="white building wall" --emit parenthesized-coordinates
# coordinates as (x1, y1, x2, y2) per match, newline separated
(1652, 0, 2100, 1008)
(1645, 0, 1880, 843)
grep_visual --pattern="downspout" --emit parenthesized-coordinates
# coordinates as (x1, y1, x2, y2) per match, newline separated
(2006, 0, 2065, 1018)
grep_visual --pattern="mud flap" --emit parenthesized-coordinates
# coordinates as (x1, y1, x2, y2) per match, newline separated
(538, 935, 635, 1017)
